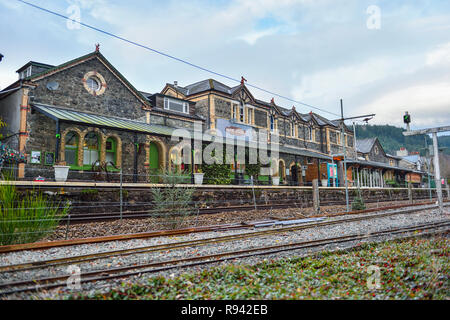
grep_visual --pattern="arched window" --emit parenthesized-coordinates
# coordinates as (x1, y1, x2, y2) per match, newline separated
(270, 115, 275, 132)
(65, 132, 79, 167)
(83, 132, 99, 165)
(105, 137, 117, 165)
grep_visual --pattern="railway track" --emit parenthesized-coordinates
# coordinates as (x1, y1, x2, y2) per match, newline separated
(64, 197, 439, 223)
(1, 219, 448, 296)
(1, 200, 443, 254)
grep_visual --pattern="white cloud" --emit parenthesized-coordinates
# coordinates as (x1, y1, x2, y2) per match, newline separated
(360, 82, 450, 128)
(237, 28, 280, 45)
(1, 0, 450, 130)
(426, 42, 450, 67)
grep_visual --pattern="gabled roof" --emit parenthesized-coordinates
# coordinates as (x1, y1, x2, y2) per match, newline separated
(356, 138, 377, 154)
(163, 83, 189, 97)
(159, 77, 346, 129)
(25, 50, 151, 109)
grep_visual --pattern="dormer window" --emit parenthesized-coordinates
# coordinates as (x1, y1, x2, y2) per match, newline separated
(19, 66, 32, 80)
(164, 97, 189, 114)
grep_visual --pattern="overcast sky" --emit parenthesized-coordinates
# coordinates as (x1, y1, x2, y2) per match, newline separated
(1, 0, 450, 131)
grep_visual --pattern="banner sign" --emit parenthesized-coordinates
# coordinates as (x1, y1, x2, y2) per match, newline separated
(216, 119, 256, 142)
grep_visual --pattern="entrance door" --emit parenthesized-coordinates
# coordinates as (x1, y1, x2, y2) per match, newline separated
(149, 142, 160, 170)
(149, 142, 160, 182)
(291, 164, 298, 186)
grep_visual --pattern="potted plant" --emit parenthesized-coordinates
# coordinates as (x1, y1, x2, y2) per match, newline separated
(193, 166, 204, 185)
(53, 161, 70, 182)
(321, 172, 328, 187)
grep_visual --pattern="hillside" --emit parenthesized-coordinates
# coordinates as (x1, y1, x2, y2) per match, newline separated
(354, 124, 450, 156)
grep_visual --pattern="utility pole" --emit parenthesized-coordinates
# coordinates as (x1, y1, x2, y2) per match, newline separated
(332, 105, 376, 213)
(403, 123, 450, 214)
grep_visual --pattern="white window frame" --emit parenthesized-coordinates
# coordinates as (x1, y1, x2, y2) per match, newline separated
(245, 105, 254, 125)
(164, 97, 189, 114)
(239, 104, 244, 122)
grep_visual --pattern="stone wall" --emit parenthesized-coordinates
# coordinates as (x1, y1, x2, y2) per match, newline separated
(214, 98, 231, 119)
(19, 186, 440, 217)
(31, 57, 146, 120)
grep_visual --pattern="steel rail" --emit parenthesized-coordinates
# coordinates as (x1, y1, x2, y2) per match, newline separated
(0, 220, 448, 296)
(0, 203, 446, 274)
(1, 200, 443, 254)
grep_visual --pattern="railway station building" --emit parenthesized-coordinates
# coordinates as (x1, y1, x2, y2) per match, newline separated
(0, 48, 424, 186)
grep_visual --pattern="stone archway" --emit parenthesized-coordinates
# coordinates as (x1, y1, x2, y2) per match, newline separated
(290, 162, 299, 186)
(146, 136, 166, 173)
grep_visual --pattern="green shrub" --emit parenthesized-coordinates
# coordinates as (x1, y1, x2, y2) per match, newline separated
(351, 188, 366, 211)
(0, 181, 70, 245)
(150, 170, 197, 229)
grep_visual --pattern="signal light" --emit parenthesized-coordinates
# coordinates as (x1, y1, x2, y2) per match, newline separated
(403, 112, 411, 124)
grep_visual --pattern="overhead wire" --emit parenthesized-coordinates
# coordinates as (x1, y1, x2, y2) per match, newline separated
(15, 0, 340, 117)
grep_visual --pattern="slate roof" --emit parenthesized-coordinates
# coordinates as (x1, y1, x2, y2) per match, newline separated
(355, 138, 377, 154)
(16, 61, 55, 73)
(402, 155, 421, 163)
(346, 158, 420, 173)
(163, 78, 345, 129)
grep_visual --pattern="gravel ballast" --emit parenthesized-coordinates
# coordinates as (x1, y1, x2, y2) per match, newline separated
(0, 204, 448, 300)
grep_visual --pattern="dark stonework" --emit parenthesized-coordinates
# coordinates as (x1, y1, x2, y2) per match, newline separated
(366, 139, 389, 163)
(165, 117, 195, 130)
(31, 57, 146, 120)
(194, 98, 208, 123)
(23, 186, 432, 217)
(214, 98, 231, 119)
(254, 109, 267, 128)
(150, 115, 165, 125)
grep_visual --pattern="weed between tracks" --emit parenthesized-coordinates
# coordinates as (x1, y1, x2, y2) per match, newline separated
(70, 237, 449, 300)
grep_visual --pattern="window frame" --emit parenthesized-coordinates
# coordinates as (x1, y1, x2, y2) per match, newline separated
(105, 137, 117, 166)
(164, 97, 189, 114)
(64, 131, 79, 168)
(83, 132, 100, 168)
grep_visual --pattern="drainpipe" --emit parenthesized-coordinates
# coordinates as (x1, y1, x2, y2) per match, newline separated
(191, 138, 194, 184)
(55, 119, 60, 162)
(133, 133, 138, 183)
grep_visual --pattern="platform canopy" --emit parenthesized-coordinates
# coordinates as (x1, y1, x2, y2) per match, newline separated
(32, 103, 178, 137)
